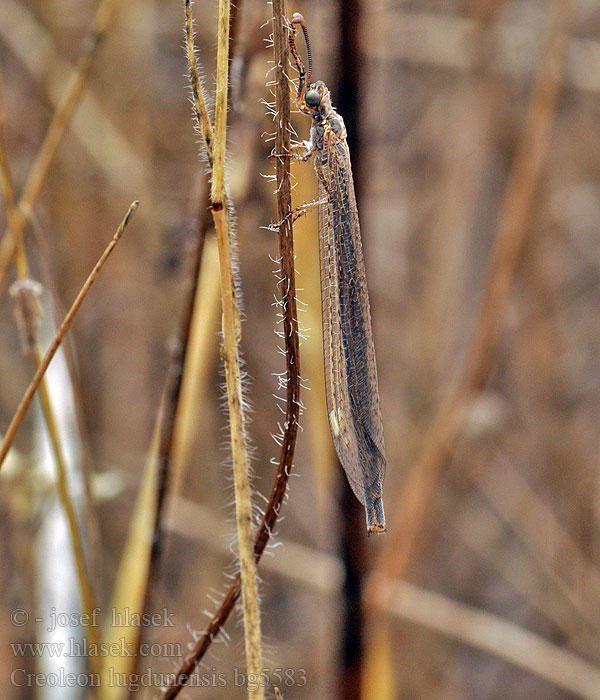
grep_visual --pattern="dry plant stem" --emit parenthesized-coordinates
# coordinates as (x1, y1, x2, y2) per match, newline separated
(210, 1, 264, 696)
(184, 0, 214, 164)
(187, 0, 263, 692)
(0, 0, 121, 295)
(0, 201, 138, 470)
(376, 0, 573, 586)
(210, 0, 230, 204)
(0, 78, 103, 675)
(159, 1, 300, 697)
(171, 0, 243, 494)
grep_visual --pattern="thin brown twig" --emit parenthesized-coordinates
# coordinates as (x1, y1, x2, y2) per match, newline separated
(375, 0, 573, 586)
(0, 0, 122, 296)
(158, 0, 300, 696)
(0, 201, 139, 470)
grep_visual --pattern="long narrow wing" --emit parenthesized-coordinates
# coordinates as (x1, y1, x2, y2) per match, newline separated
(316, 129, 386, 532)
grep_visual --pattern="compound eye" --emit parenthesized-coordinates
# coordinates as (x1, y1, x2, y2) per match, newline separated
(305, 89, 321, 107)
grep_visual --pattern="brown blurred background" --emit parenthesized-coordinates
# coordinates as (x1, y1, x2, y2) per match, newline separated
(2, 0, 600, 699)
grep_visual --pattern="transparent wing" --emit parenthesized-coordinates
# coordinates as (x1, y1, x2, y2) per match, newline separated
(316, 130, 386, 521)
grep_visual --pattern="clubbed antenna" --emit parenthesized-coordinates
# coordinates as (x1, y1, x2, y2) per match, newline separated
(289, 12, 313, 111)
(291, 12, 312, 85)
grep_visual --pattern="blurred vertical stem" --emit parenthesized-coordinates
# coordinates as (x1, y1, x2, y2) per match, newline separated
(375, 0, 573, 586)
(334, 2, 366, 699)
(367, 3, 573, 689)
(0, 78, 102, 680)
(0, 0, 121, 295)
(129, 181, 209, 675)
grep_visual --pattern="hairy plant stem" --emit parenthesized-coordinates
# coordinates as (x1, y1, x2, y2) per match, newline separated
(211, 1, 264, 697)
(159, 1, 300, 697)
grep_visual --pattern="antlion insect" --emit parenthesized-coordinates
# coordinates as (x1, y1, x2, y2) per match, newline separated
(287, 13, 387, 534)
